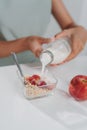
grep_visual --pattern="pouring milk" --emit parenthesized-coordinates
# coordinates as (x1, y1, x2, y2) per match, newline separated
(40, 37, 71, 75)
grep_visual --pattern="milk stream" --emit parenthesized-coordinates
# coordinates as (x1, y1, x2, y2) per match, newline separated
(40, 52, 52, 76)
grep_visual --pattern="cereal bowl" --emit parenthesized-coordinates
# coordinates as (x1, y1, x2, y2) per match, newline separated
(17, 66, 58, 99)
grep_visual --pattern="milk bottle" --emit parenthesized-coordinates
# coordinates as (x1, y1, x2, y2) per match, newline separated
(40, 37, 71, 74)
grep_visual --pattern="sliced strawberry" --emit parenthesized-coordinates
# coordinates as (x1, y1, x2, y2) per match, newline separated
(30, 79, 37, 85)
(32, 75, 40, 80)
(37, 80, 47, 87)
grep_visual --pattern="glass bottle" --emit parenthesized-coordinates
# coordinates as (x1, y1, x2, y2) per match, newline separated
(40, 37, 71, 66)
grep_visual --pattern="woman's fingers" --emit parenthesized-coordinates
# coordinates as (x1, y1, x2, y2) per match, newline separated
(55, 29, 71, 39)
(38, 37, 52, 44)
(64, 36, 84, 62)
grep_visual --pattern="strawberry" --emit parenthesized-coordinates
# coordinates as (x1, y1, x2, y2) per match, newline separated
(32, 75, 40, 80)
(37, 81, 47, 87)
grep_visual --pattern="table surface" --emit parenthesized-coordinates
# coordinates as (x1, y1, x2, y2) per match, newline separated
(0, 45, 87, 130)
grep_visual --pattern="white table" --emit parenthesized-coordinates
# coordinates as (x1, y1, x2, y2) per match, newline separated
(0, 45, 87, 130)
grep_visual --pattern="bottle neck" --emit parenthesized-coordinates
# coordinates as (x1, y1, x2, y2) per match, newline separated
(40, 50, 54, 65)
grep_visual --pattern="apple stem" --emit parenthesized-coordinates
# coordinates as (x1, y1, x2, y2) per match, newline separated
(82, 79, 87, 83)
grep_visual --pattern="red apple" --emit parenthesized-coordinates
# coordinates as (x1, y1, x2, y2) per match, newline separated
(69, 75, 87, 101)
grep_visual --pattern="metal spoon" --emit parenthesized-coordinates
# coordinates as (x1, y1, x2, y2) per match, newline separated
(11, 52, 24, 78)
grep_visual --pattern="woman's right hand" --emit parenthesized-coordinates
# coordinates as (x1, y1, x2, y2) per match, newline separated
(25, 36, 52, 57)
(0, 36, 52, 58)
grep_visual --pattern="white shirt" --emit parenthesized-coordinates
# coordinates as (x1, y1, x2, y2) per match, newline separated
(0, 0, 51, 40)
(0, 0, 51, 66)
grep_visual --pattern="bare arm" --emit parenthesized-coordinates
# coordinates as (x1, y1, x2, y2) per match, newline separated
(52, 0, 76, 29)
(0, 38, 28, 57)
(0, 36, 51, 58)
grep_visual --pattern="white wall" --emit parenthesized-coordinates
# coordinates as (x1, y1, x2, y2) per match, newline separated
(63, 0, 87, 28)
(78, 0, 87, 27)
(44, 0, 87, 37)
(63, 0, 83, 23)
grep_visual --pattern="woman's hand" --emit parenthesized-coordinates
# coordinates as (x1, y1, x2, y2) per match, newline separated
(0, 36, 52, 58)
(55, 25, 87, 62)
(25, 36, 52, 57)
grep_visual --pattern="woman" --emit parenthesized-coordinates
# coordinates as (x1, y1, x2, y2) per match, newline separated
(0, 0, 87, 66)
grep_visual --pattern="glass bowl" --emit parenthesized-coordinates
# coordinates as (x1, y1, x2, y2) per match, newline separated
(17, 66, 58, 99)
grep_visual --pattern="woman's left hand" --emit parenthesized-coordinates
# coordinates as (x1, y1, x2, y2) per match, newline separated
(55, 25, 87, 62)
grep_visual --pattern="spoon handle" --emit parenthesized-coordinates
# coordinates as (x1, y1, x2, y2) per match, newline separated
(11, 52, 24, 77)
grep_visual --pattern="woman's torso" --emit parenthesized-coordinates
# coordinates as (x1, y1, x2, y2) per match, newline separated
(0, 0, 51, 66)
